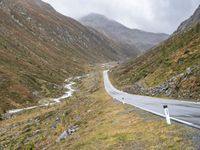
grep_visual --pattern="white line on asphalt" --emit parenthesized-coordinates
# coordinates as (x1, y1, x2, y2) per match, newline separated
(103, 70, 200, 130)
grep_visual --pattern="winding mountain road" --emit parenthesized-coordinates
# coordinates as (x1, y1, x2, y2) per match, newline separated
(103, 70, 200, 129)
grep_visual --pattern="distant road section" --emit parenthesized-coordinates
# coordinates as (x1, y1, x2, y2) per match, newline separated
(103, 70, 200, 129)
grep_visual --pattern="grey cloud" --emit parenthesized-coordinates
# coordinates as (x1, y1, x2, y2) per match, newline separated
(43, 0, 200, 34)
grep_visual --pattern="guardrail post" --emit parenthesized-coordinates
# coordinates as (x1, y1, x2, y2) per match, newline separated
(163, 105, 171, 125)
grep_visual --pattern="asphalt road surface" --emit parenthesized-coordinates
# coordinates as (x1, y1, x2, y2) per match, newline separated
(103, 70, 200, 129)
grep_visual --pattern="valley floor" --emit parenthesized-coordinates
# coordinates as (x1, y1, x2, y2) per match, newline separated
(0, 66, 200, 149)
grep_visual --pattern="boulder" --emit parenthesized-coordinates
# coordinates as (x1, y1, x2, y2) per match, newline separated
(56, 125, 79, 142)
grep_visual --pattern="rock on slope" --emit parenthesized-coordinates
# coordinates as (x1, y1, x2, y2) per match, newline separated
(111, 5, 200, 101)
(80, 13, 169, 54)
(0, 0, 125, 112)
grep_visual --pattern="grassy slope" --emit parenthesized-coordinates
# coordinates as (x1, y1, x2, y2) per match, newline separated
(111, 23, 200, 101)
(0, 68, 199, 149)
(0, 0, 125, 113)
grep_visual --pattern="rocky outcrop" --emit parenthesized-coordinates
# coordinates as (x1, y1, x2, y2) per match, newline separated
(57, 125, 79, 142)
(125, 67, 200, 101)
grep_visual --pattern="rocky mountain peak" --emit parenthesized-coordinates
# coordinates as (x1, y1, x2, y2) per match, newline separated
(80, 13, 169, 54)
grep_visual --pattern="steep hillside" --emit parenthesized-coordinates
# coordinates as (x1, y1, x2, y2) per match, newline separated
(176, 5, 200, 33)
(111, 6, 200, 101)
(0, 0, 124, 113)
(80, 13, 169, 54)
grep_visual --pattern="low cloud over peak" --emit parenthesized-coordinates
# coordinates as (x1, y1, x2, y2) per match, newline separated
(43, 0, 200, 34)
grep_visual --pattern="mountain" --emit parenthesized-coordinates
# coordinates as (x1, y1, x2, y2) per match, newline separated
(0, 0, 126, 113)
(176, 5, 200, 33)
(80, 13, 169, 54)
(111, 5, 200, 101)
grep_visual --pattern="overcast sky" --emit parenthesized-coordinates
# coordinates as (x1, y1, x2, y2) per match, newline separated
(43, 0, 200, 34)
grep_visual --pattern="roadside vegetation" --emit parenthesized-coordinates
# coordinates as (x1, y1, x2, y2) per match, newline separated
(111, 23, 200, 101)
(0, 67, 199, 149)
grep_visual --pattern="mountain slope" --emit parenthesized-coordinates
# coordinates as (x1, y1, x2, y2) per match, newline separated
(111, 5, 200, 101)
(176, 5, 200, 33)
(0, 0, 124, 113)
(80, 13, 169, 54)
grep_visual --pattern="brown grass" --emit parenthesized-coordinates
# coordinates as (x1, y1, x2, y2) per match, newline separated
(0, 68, 199, 150)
